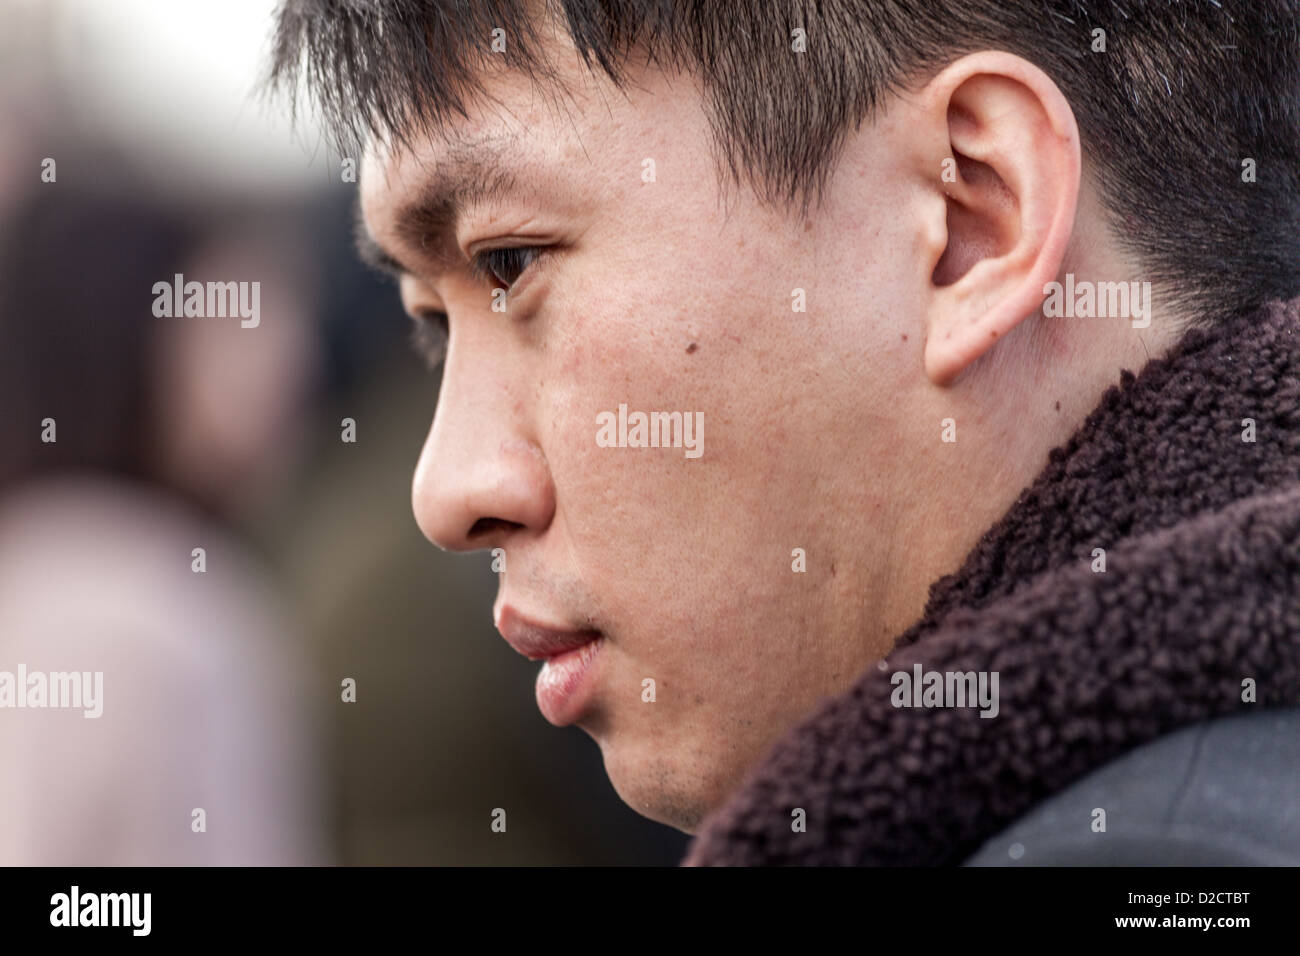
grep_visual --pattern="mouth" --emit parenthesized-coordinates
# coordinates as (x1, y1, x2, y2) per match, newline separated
(495, 605, 605, 726)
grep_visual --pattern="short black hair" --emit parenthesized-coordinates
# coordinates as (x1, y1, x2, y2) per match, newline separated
(267, 0, 1300, 326)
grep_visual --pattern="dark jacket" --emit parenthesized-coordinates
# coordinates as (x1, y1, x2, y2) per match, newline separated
(686, 298, 1300, 866)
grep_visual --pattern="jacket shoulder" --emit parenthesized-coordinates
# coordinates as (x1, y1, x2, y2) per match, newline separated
(963, 708, 1300, 866)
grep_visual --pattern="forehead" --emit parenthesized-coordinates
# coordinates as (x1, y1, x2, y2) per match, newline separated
(358, 34, 613, 235)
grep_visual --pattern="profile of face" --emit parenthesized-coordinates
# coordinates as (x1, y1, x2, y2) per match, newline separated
(359, 30, 1167, 831)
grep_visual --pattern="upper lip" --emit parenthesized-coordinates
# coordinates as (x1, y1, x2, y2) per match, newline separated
(495, 605, 601, 661)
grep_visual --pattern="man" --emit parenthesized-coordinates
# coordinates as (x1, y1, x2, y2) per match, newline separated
(268, 0, 1300, 864)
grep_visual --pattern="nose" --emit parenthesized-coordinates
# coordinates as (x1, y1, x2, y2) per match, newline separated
(412, 376, 555, 553)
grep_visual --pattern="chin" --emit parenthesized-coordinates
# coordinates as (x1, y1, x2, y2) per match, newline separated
(598, 736, 721, 835)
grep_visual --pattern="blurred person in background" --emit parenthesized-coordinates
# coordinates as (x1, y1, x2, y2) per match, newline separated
(0, 167, 327, 864)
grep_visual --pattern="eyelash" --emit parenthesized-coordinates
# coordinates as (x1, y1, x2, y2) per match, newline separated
(467, 245, 541, 290)
(407, 245, 541, 369)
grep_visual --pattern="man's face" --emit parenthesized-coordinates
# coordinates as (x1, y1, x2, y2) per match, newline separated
(359, 36, 952, 831)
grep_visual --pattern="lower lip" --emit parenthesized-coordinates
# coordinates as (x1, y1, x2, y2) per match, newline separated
(535, 635, 604, 726)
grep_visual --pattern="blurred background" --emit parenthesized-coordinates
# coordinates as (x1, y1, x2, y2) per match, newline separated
(0, 0, 687, 865)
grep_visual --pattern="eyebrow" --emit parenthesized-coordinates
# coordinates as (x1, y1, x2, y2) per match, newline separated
(355, 144, 521, 281)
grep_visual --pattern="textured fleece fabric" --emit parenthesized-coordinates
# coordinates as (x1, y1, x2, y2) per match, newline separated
(685, 298, 1300, 866)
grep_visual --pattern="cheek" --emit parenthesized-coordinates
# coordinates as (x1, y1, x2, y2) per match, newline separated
(542, 316, 771, 608)
(548, 326, 686, 512)
(538, 240, 817, 536)
(535, 313, 712, 619)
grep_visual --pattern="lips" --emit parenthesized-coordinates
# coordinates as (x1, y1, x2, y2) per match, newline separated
(495, 605, 605, 725)
(495, 605, 601, 660)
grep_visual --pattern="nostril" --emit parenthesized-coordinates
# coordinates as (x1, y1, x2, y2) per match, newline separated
(467, 517, 523, 541)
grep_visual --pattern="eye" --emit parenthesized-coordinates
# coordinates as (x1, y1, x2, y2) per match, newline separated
(469, 246, 541, 290)
(409, 310, 448, 369)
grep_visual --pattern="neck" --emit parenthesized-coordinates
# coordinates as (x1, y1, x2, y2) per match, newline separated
(884, 301, 1178, 648)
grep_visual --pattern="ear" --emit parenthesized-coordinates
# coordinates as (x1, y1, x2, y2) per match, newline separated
(915, 52, 1081, 386)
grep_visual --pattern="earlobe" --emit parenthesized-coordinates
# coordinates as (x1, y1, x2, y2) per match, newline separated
(918, 53, 1081, 386)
